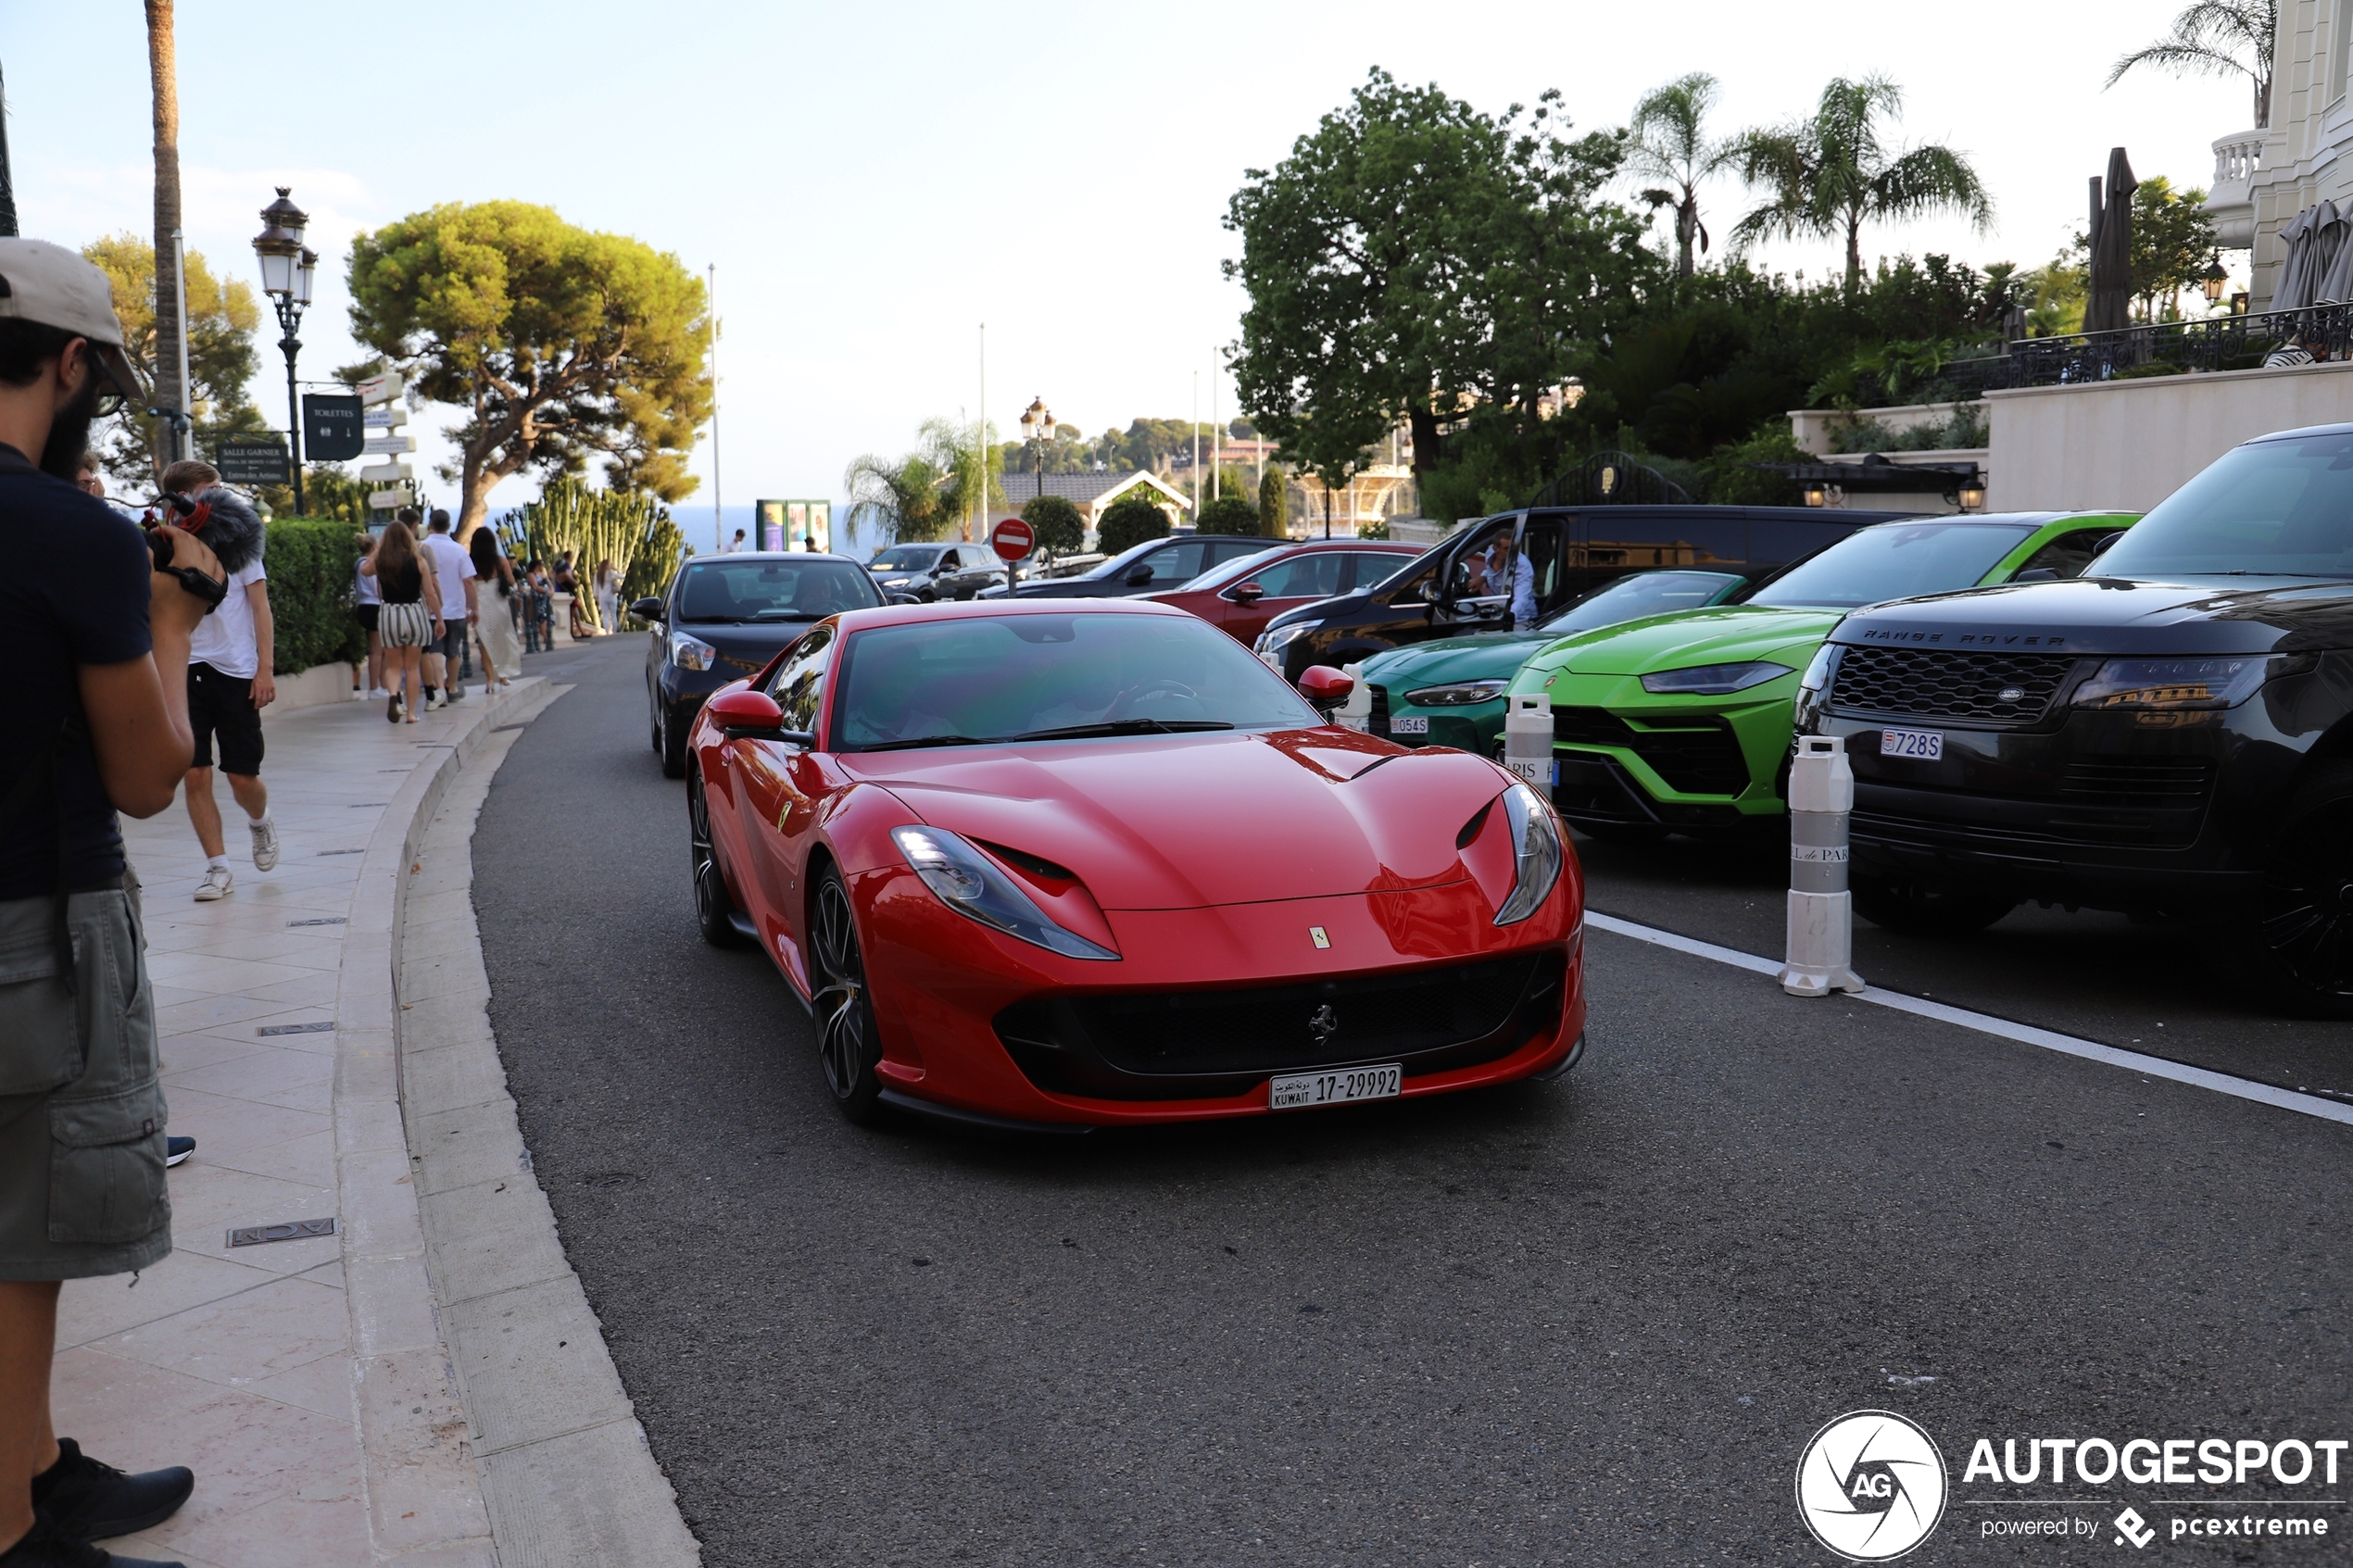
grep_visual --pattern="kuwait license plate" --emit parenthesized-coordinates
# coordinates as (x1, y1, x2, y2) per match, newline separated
(1880, 727, 1944, 760)
(1269, 1063, 1403, 1110)
(1389, 715, 1428, 734)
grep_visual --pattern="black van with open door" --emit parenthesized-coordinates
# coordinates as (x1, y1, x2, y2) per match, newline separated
(1250, 505, 1910, 683)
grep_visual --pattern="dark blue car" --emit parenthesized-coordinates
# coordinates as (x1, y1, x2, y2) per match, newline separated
(635, 553, 884, 777)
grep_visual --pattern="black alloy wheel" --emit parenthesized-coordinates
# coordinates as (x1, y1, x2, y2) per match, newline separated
(688, 767, 747, 949)
(1851, 874, 2020, 936)
(658, 700, 686, 779)
(2240, 760, 2353, 1019)
(809, 870, 886, 1124)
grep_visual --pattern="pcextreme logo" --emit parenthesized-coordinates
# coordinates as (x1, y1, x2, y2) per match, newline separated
(1796, 1411, 1950, 1562)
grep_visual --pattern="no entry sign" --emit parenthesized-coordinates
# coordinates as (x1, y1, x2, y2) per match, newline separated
(990, 517, 1036, 561)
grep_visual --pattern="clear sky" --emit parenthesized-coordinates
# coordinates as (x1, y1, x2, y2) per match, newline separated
(8, 1, 2256, 547)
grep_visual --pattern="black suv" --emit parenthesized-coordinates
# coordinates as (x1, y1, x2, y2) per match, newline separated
(865, 542, 1005, 601)
(1800, 422, 2353, 1015)
(980, 533, 1280, 599)
(1251, 504, 1907, 682)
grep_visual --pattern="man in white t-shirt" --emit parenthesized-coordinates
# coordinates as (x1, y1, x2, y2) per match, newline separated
(417, 508, 478, 708)
(163, 462, 279, 901)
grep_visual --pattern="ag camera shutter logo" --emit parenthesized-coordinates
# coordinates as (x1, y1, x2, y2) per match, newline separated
(1796, 1410, 1949, 1561)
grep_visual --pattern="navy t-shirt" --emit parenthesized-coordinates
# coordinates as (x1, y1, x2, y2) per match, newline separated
(0, 444, 154, 899)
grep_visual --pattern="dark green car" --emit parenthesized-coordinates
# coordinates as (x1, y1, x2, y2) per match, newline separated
(1514, 511, 2138, 839)
(1357, 569, 1754, 753)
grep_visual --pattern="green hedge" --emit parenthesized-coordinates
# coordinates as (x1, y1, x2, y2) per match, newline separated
(1096, 494, 1168, 556)
(264, 516, 369, 673)
(1195, 495, 1260, 535)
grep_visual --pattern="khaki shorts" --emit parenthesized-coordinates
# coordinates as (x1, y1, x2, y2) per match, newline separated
(0, 886, 172, 1281)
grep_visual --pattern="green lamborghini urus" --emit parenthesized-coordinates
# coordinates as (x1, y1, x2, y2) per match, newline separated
(1508, 511, 2138, 841)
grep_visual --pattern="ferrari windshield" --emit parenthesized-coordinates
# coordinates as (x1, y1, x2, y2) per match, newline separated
(675, 559, 882, 622)
(1746, 521, 2036, 609)
(833, 612, 1320, 750)
(1541, 570, 1742, 634)
(2100, 431, 2353, 577)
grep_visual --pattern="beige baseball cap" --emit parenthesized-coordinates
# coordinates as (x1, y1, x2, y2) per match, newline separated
(0, 238, 144, 402)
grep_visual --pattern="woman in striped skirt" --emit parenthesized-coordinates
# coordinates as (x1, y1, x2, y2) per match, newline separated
(361, 520, 445, 723)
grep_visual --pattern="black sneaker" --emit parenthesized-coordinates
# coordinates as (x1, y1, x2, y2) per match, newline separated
(0, 1510, 184, 1567)
(31, 1440, 194, 1539)
(164, 1137, 195, 1168)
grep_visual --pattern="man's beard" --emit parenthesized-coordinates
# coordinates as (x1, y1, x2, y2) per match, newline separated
(40, 370, 105, 482)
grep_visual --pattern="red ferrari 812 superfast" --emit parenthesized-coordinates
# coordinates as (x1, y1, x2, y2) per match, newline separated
(684, 598, 1587, 1130)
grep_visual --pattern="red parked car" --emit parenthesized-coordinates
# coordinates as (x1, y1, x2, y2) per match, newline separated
(1142, 539, 1422, 645)
(685, 599, 1587, 1132)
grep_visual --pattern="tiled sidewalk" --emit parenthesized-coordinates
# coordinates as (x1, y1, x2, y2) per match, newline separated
(51, 680, 544, 1568)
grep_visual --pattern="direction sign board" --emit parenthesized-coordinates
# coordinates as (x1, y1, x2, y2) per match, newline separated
(356, 371, 404, 407)
(216, 437, 290, 486)
(302, 394, 365, 460)
(359, 461, 414, 484)
(989, 517, 1035, 561)
(363, 405, 407, 430)
(362, 434, 417, 455)
(368, 489, 409, 509)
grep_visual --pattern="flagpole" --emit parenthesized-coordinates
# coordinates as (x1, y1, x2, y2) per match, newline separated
(709, 263, 723, 553)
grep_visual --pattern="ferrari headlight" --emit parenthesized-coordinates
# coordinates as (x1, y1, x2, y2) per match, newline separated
(1255, 621, 1312, 668)
(890, 826, 1119, 960)
(669, 630, 718, 671)
(2070, 656, 2267, 710)
(1403, 679, 1509, 707)
(1492, 784, 1564, 926)
(1638, 660, 1793, 696)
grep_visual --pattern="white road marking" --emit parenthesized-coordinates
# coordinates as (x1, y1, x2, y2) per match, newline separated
(1584, 911, 2353, 1129)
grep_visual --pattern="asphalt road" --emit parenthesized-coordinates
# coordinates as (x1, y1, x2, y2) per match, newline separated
(473, 638, 2350, 1567)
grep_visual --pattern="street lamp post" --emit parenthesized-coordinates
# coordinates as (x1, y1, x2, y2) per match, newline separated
(1019, 395, 1053, 502)
(252, 187, 314, 514)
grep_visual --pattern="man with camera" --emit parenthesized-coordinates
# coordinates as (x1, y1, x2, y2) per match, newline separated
(0, 239, 219, 1567)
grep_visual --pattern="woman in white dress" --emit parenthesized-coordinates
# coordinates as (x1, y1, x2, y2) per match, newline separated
(594, 558, 622, 634)
(469, 528, 523, 686)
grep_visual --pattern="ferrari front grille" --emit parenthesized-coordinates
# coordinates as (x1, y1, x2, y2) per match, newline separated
(995, 950, 1565, 1100)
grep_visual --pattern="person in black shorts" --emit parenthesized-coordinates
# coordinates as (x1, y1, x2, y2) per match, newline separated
(160, 463, 277, 902)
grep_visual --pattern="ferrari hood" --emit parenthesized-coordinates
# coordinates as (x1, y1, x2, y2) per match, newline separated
(1361, 629, 1550, 691)
(847, 730, 1509, 909)
(1522, 605, 1843, 679)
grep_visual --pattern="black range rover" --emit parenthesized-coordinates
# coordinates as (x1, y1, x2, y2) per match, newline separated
(1798, 422, 2353, 1015)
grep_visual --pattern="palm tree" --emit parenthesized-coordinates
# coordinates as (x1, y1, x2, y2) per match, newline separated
(1731, 76, 1992, 290)
(841, 451, 954, 547)
(1628, 73, 1734, 277)
(146, 0, 184, 474)
(2106, 0, 2275, 130)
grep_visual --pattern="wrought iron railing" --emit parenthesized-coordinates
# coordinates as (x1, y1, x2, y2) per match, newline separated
(1939, 302, 2343, 395)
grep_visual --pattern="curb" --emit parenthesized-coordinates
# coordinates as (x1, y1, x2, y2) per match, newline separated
(388, 684, 702, 1567)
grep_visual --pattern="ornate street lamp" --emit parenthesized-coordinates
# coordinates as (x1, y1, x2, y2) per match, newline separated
(2202, 255, 2229, 306)
(1019, 395, 1053, 501)
(252, 187, 313, 513)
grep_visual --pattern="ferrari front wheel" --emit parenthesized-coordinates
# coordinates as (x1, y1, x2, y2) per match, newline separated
(810, 870, 886, 1124)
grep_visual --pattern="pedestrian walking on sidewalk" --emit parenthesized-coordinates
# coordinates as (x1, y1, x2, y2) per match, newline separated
(553, 551, 586, 640)
(417, 510, 474, 709)
(157, 461, 278, 903)
(469, 527, 520, 688)
(0, 236, 209, 1568)
(594, 558, 621, 635)
(362, 519, 443, 724)
(353, 532, 386, 697)
(523, 558, 554, 652)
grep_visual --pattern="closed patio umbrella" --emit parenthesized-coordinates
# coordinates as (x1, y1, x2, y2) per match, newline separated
(2272, 203, 2325, 311)
(2084, 147, 2137, 333)
(2304, 202, 2353, 303)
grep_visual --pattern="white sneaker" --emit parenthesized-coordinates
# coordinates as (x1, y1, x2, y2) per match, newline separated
(195, 866, 234, 901)
(425, 692, 447, 711)
(249, 816, 280, 872)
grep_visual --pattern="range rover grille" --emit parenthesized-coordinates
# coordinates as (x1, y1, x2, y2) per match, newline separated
(1827, 646, 2077, 725)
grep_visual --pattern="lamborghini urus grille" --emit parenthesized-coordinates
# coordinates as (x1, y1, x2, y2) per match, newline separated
(994, 951, 1566, 1100)
(1554, 708, 1750, 796)
(1826, 646, 2078, 726)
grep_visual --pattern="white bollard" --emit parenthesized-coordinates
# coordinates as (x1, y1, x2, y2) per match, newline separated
(1502, 691, 1553, 791)
(1337, 663, 1372, 732)
(1779, 734, 1866, 997)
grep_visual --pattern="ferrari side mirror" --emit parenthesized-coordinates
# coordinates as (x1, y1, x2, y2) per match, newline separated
(706, 686, 786, 739)
(1297, 665, 1354, 712)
